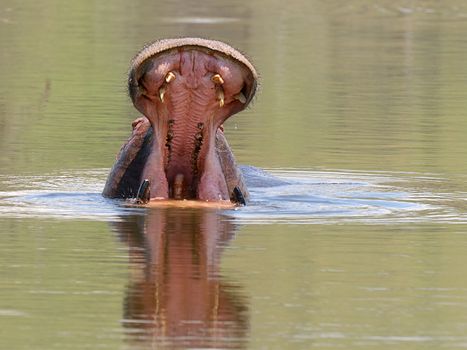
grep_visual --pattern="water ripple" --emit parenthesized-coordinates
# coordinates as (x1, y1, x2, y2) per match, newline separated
(0, 168, 465, 224)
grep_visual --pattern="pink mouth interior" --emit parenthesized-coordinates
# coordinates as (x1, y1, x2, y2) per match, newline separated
(131, 47, 254, 201)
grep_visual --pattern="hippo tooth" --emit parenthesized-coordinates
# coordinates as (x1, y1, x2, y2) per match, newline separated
(165, 71, 176, 83)
(135, 179, 151, 204)
(159, 86, 166, 102)
(234, 92, 246, 103)
(217, 87, 225, 107)
(211, 74, 224, 85)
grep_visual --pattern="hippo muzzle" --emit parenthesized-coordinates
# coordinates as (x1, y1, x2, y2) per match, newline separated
(102, 38, 257, 205)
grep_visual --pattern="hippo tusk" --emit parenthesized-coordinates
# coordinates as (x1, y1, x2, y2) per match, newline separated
(135, 179, 151, 204)
(234, 92, 246, 103)
(165, 71, 176, 83)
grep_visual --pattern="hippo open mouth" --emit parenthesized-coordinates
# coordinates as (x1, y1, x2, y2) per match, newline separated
(102, 38, 257, 204)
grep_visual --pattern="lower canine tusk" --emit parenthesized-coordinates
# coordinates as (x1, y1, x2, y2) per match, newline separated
(135, 179, 151, 204)
(234, 92, 247, 103)
(159, 86, 166, 102)
(216, 86, 225, 107)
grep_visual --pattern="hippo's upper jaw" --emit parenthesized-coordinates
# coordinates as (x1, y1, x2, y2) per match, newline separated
(102, 38, 257, 204)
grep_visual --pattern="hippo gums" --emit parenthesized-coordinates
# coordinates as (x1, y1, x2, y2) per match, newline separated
(102, 38, 258, 205)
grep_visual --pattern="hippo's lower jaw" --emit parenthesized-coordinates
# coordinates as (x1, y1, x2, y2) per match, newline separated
(102, 38, 257, 204)
(138, 107, 234, 202)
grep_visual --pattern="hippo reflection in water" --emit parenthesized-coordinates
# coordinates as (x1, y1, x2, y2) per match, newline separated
(102, 38, 257, 205)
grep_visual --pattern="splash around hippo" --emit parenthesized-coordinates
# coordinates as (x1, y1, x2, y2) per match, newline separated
(102, 38, 258, 206)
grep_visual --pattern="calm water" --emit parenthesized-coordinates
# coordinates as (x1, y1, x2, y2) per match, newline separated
(1, 1, 467, 349)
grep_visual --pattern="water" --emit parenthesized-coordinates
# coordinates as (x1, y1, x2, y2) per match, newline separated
(1, 1, 467, 349)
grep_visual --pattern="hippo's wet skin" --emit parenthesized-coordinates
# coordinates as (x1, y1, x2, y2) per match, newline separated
(102, 38, 257, 205)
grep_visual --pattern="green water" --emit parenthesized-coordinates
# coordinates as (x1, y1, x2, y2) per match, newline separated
(1, 1, 467, 349)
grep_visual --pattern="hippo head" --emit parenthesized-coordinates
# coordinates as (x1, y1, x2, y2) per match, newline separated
(103, 38, 257, 204)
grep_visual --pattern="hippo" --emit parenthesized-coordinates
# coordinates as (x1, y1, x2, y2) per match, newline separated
(102, 38, 258, 205)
